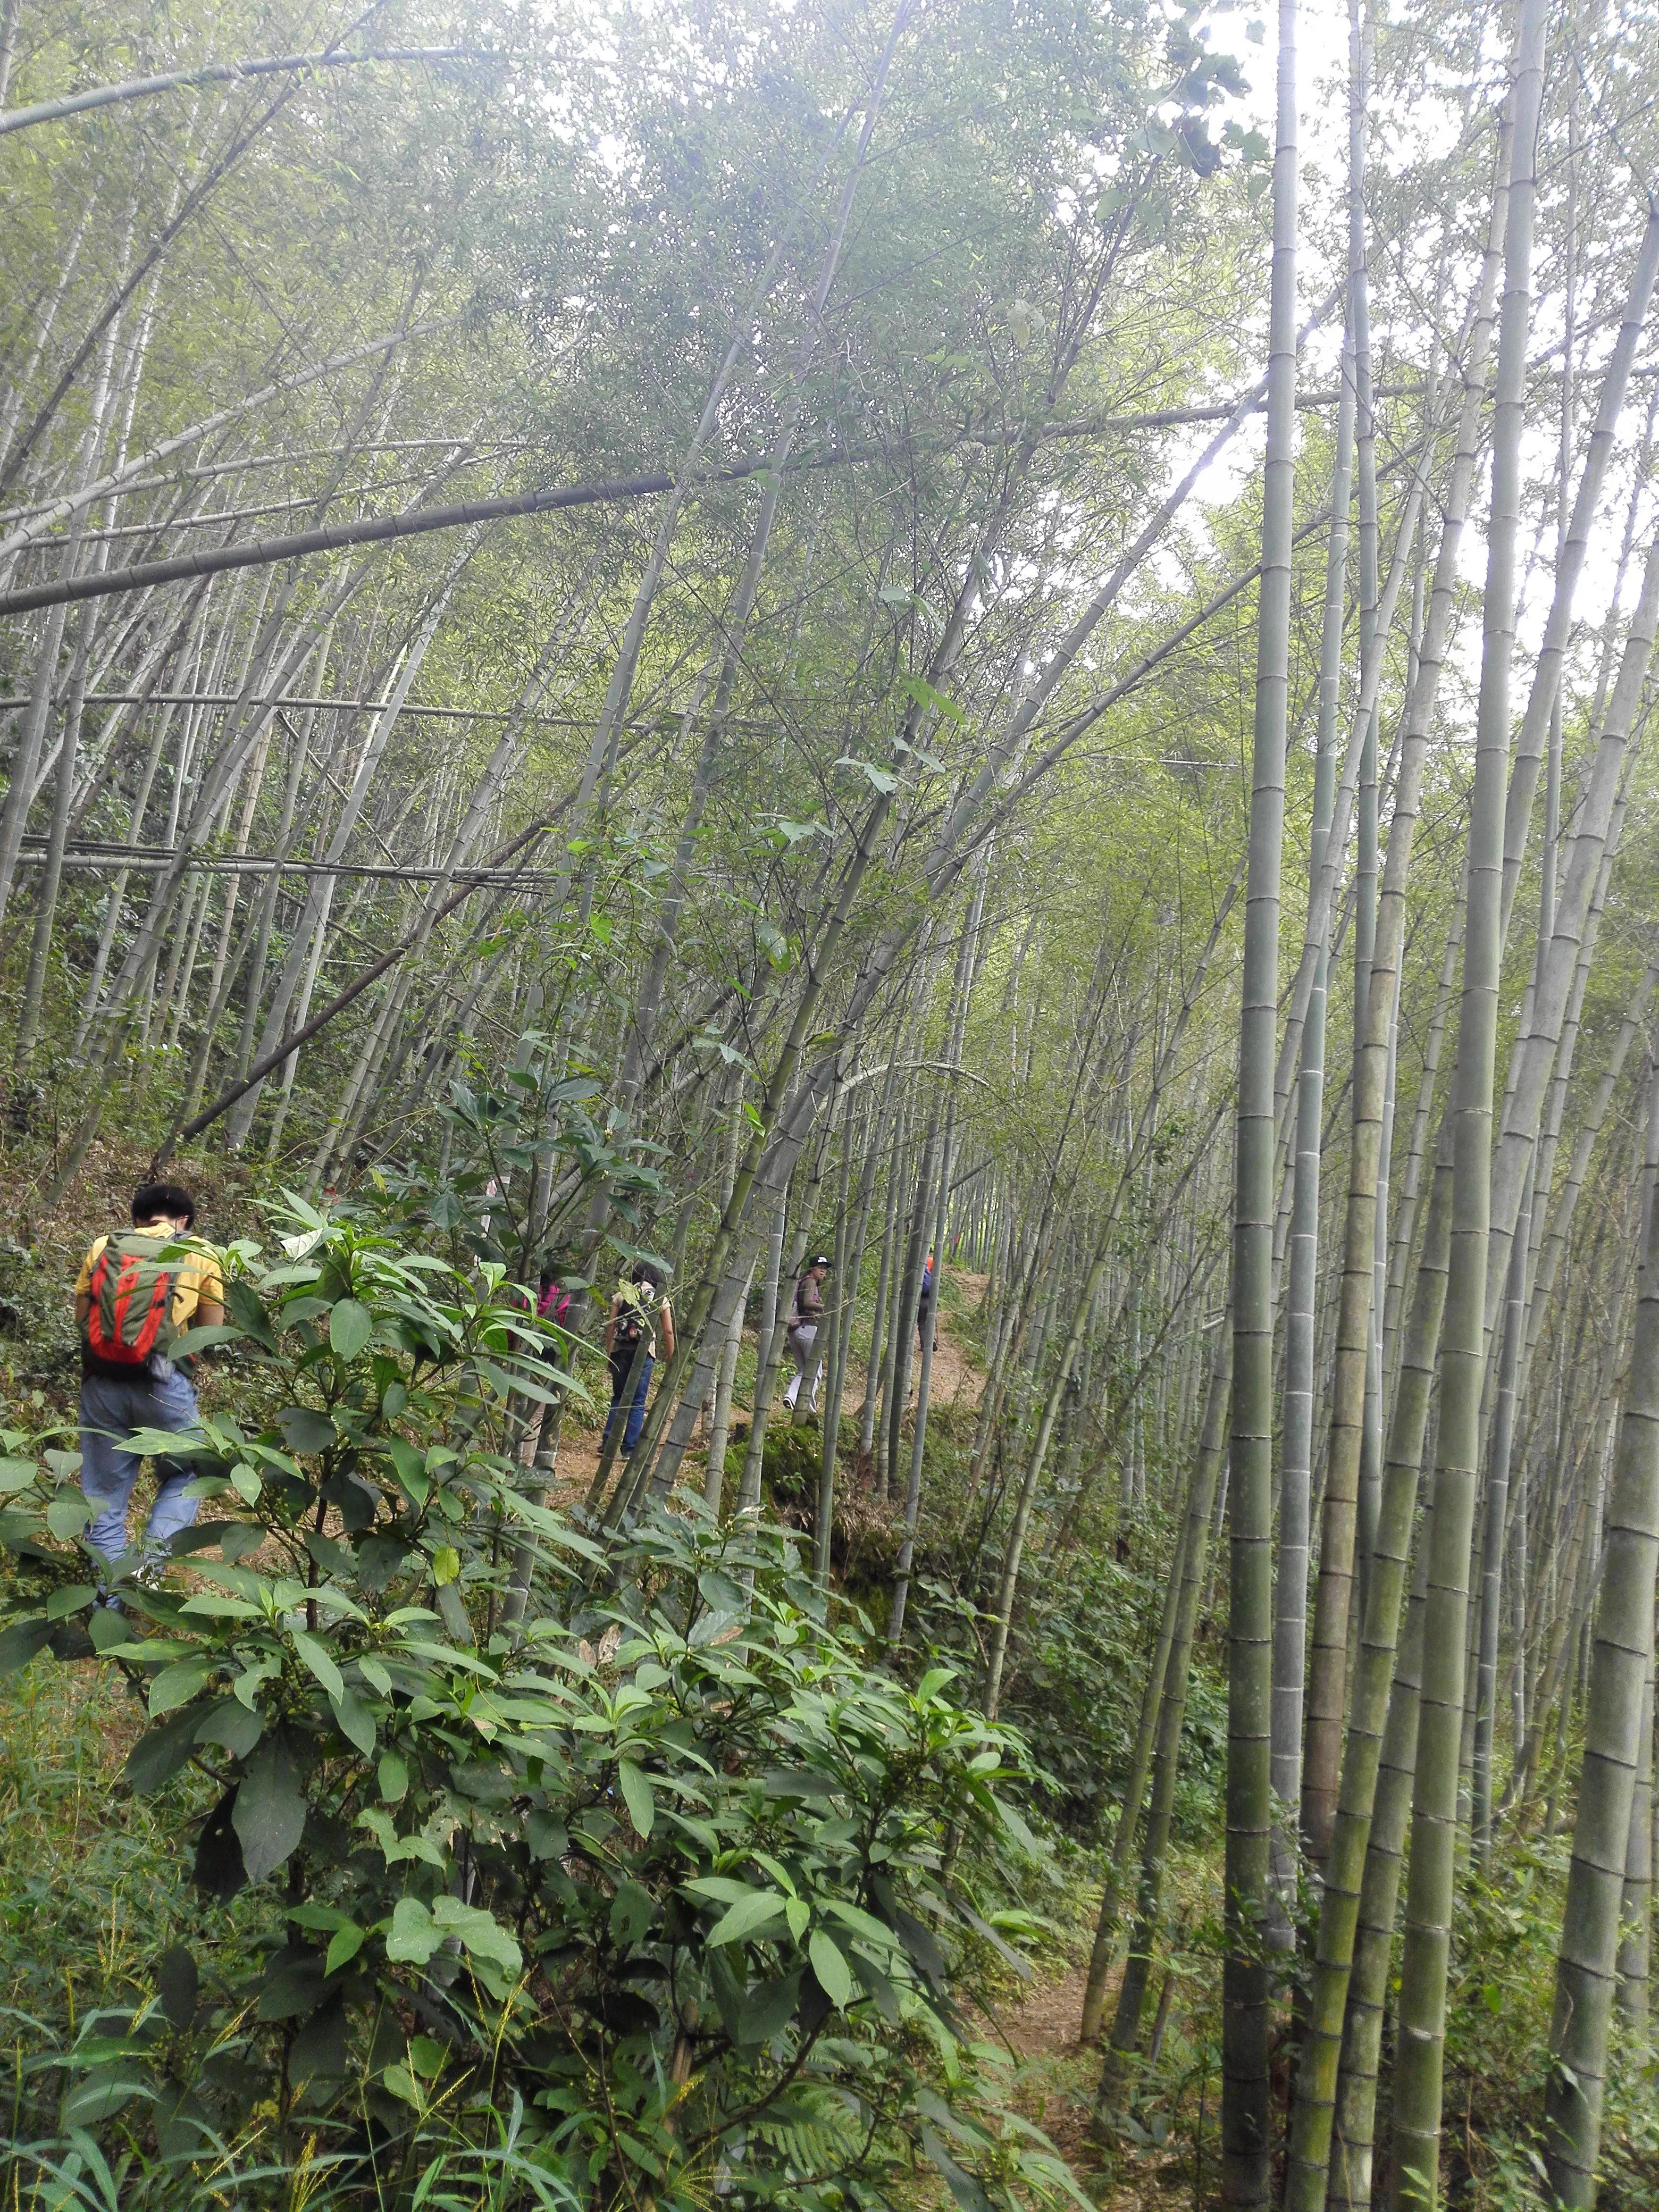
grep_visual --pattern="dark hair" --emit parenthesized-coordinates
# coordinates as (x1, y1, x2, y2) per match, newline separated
(131, 1182, 197, 1229)
(631, 1261, 664, 1290)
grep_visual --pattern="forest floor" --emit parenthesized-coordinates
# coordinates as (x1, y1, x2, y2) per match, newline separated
(949, 1936, 1172, 2211)
(992, 1944, 1200, 2210)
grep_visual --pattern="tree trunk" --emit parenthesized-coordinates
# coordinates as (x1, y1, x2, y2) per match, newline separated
(1224, 2, 1298, 2196)
(1389, 11, 1547, 2201)
(1543, 1050, 1659, 2206)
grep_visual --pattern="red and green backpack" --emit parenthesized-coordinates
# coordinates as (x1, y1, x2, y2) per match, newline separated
(83, 1233, 185, 1368)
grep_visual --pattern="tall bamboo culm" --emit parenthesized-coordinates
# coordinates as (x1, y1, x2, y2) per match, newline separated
(1222, 1, 1297, 2199)
(1388, 6, 1548, 2204)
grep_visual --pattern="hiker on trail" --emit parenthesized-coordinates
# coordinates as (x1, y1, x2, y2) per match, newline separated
(782, 1254, 831, 1415)
(604, 1262, 674, 1459)
(917, 1247, 937, 1355)
(74, 1182, 223, 1577)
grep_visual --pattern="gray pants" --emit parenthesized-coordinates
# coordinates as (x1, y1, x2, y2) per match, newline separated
(782, 1323, 822, 1412)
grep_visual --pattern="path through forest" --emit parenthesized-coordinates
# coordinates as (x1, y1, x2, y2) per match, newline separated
(551, 1264, 988, 1503)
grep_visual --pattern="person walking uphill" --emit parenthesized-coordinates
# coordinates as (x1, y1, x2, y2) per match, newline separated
(917, 1248, 937, 1355)
(75, 1182, 223, 1579)
(604, 1262, 674, 1459)
(783, 1254, 831, 1417)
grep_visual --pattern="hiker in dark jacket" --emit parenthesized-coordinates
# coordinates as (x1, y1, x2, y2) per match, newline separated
(74, 1182, 223, 1572)
(603, 1262, 674, 1457)
(916, 1248, 937, 1354)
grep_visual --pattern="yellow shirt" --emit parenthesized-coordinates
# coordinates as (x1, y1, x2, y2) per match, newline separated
(76, 1231, 225, 1333)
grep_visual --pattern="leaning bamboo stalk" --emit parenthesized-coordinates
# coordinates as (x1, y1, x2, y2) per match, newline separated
(1083, 1319, 1230, 2044)
(1480, 535, 1659, 1347)
(0, 321, 451, 571)
(1274, 312, 1352, 1897)
(1614, 1652, 1654, 2030)
(1286, 1150, 1453, 2211)
(1497, 203, 1659, 940)
(1224, 1, 1299, 2195)
(1543, 1049, 1659, 2205)
(0, 44, 479, 139)
(1098, 1325, 1231, 2094)
(1389, 6, 1548, 2200)
(1300, 121, 1504, 1874)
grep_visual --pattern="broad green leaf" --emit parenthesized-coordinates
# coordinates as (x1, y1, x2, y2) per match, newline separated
(290, 1628, 343, 1700)
(233, 1736, 306, 1883)
(125, 1705, 202, 1792)
(381, 2061, 421, 2106)
(46, 1493, 91, 1540)
(232, 1653, 281, 1708)
(921, 2126, 998, 2212)
(196, 1700, 263, 1757)
(0, 1618, 52, 1673)
(809, 1929, 853, 2008)
(149, 1657, 213, 1716)
(706, 1888, 788, 1947)
(179, 1593, 262, 1619)
(326, 1923, 367, 1974)
(359, 1808, 446, 1868)
(329, 1686, 376, 1756)
(169, 1324, 245, 1357)
(385, 1896, 443, 1964)
(825, 1898, 899, 1952)
(899, 671, 965, 724)
(329, 1299, 374, 1359)
(616, 1757, 655, 1839)
(278, 1406, 337, 1454)
(62, 2062, 151, 2127)
(834, 754, 899, 794)
(288, 1901, 354, 1932)
(431, 1896, 522, 1973)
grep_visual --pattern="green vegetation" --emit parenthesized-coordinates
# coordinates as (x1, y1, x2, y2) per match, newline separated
(3, 0, 1659, 2205)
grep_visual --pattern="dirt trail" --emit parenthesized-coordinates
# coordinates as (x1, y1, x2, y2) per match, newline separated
(993, 1955, 1174, 2207)
(1002, 1958, 1094, 2057)
(551, 1264, 989, 1502)
(990, 1955, 1118, 2189)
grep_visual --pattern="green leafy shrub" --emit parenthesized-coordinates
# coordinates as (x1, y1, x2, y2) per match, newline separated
(930, 1541, 1224, 1844)
(0, 1203, 1080, 2212)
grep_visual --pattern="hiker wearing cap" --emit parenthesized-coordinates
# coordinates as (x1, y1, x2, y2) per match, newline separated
(74, 1181, 224, 1577)
(782, 1254, 831, 1415)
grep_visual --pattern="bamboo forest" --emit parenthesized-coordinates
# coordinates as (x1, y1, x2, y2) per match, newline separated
(5, 0, 1659, 2205)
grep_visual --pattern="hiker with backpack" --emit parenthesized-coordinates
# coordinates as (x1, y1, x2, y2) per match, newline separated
(604, 1261, 674, 1459)
(74, 1182, 224, 1576)
(782, 1254, 831, 1417)
(536, 1261, 577, 1333)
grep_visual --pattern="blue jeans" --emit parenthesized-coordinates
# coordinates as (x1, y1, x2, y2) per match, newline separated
(604, 1353, 653, 1457)
(79, 1363, 204, 1565)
